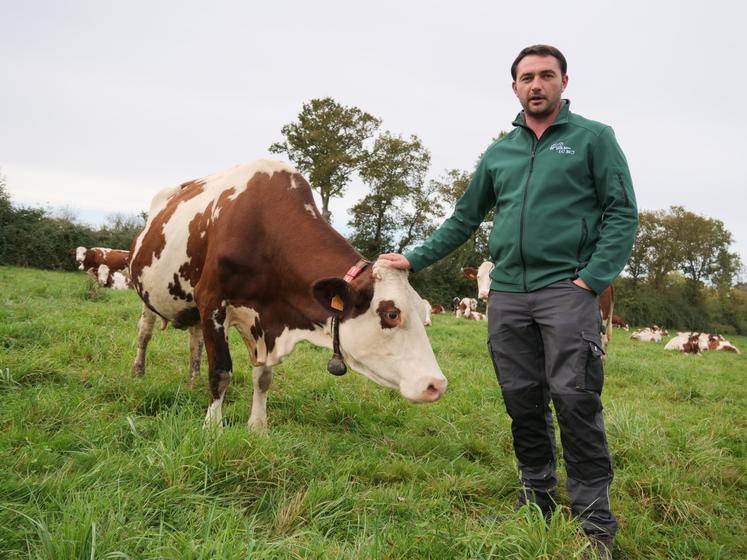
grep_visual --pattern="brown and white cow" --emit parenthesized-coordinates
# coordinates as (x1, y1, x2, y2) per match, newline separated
(72, 247, 130, 276)
(96, 264, 132, 290)
(129, 160, 447, 430)
(464, 260, 614, 352)
(455, 297, 478, 318)
(611, 315, 629, 330)
(630, 325, 667, 342)
(430, 303, 445, 314)
(665, 332, 740, 354)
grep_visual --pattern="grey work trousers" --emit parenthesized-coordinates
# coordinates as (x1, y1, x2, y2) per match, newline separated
(487, 279, 617, 537)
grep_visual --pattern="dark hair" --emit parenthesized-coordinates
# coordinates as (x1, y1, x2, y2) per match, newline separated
(511, 45, 567, 80)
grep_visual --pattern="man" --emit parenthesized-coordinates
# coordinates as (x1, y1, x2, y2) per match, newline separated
(381, 45, 637, 558)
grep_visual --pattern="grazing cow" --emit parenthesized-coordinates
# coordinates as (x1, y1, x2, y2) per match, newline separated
(430, 303, 445, 314)
(630, 325, 667, 342)
(611, 315, 629, 330)
(72, 247, 130, 276)
(96, 264, 132, 290)
(464, 260, 614, 351)
(129, 160, 447, 430)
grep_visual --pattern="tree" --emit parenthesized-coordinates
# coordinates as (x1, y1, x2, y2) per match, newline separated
(347, 132, 431, 256)
(667, 205, 736, 290)
(269, 97, 380, 222)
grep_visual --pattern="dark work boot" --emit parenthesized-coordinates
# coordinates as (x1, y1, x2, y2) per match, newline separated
(515, 487, 558, 518)
(583, 531, 614, 559)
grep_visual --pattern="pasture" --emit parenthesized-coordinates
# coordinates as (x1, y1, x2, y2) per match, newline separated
(0, 266, 744, 559)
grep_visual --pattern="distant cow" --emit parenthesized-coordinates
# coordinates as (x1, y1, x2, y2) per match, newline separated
(611, 315, 629, 330)
(129, 160, 447, 430)
(665, 332, 740, 354)
(455, 297, 478, 318)
(96, 264, 131, 290)
(72, 246, 129, 276)
(430, 303, 445, 314)
(464, 260, 614, 351)
(421, 299, 433, 327)
(630, 325, 667, 342)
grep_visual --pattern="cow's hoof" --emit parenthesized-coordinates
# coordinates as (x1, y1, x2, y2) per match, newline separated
(132, 364, 145, 376)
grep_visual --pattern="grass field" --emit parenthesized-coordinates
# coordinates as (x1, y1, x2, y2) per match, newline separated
(0, 266, 745, 559)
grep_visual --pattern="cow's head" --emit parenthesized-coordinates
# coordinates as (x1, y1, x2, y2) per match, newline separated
(312, 260, 447, 403)
(74, 246, 87, 270)
(475, 261, 495, 300)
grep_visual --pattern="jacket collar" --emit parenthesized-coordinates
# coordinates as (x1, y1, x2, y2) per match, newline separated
(512, 99, 571, 129)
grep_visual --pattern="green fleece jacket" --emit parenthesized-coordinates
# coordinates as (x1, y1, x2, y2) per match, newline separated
(405, 101, 638, 295)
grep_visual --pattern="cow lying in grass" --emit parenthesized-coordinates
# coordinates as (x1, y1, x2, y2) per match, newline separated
(664, 332, 740, 354)
(630, 325, 668, 342)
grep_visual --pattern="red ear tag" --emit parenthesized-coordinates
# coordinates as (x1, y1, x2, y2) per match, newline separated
(330, 295, 345, 311)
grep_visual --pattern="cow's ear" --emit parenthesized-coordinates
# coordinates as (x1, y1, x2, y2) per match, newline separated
(462, 267, 478, 280)
(312, 277, 352, 315)
(68, 248, 77, 256)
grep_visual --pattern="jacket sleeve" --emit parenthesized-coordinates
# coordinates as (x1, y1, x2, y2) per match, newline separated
(577, 126, 638, 295)
(405, 155, 496, 272)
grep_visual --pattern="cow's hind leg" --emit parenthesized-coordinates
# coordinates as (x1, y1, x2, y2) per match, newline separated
(132, 304, 156, 376)
(248, 365, 273, 432)
(188, 325, 203, 387)
(202, 303, 232, 429)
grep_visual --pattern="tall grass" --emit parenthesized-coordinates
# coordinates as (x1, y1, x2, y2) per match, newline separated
(1, 266, 745, 559)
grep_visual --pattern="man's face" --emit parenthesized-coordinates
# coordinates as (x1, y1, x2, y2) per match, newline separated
(512, 55, 568, 118)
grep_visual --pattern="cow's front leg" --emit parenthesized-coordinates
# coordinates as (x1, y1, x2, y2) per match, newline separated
(248, 365, 273, 432)
(188, 325, 203, 387)
(132, 304, 156, 376)
(202, 303, 232, 429)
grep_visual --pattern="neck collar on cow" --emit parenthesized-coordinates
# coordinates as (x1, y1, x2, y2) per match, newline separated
(343, 259, 370, 283)
(327, 258, 370, 377)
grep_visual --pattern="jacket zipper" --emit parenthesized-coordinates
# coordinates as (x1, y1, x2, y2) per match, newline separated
(618, 174, 630, 207)
(575, 218, 588, 274)
(519, 136, 537, 292)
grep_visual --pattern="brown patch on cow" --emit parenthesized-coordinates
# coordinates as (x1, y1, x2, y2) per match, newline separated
(130, 180, 206, 297)
(168, 273, 193, 302)
(250, 316, 264, 340)
(377, 300, 401, 329)
(682, 333, 701, 354)
(173, 308, 200, 329)
(80, 248, 129, 274)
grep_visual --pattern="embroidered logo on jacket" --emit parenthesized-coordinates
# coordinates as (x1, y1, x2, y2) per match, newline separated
(550, 141, 575, 155)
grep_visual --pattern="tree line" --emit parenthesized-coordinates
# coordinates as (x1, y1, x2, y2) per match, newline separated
(2, 97, 745, 333)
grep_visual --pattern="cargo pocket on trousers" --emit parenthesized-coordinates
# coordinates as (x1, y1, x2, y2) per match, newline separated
(574, 331, 605, 393)
(487, 341, 504, 387)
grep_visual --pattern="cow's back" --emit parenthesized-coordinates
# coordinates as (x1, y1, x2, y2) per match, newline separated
(130, 160, 300, 324)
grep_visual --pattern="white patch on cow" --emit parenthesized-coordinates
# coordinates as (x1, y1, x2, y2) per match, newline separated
(304, 203, 318, 219)
(204, 392, 226, 427)
(134, 160, 298, 322)
(290, 174, 301, 190)
(75, 246, 87, 269)
(97, 264, 110, 286)
(421, 299, 432, 326)
(110, 271, 130, 289)
(476, 261, 494, 300)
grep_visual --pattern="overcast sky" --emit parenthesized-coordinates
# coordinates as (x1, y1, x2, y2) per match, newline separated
(2, 1, 746, 269)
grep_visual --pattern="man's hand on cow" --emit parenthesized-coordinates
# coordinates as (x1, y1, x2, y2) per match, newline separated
(573, 277, 592, 291)
(379, 253, 411, 271)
